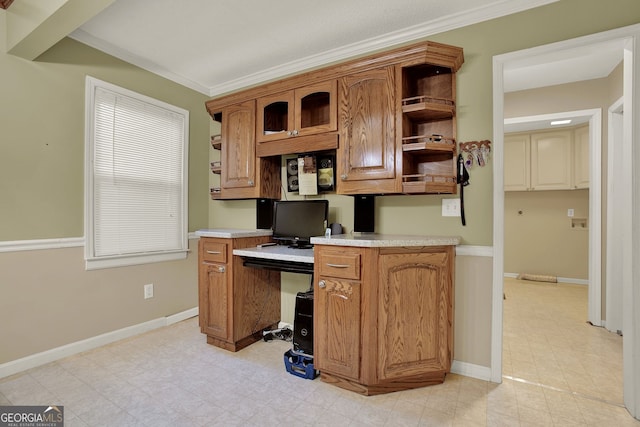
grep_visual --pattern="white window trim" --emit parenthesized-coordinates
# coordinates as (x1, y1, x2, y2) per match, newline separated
(84, 76, 189, 270)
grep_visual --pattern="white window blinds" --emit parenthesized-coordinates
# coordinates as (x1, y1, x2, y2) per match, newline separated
(85, 77, 189, 269)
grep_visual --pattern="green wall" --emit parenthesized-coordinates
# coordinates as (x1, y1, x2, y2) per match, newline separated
(0, 36, 210, 241)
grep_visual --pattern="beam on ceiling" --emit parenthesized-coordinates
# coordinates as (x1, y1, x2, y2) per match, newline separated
(5, 0, 114, 59)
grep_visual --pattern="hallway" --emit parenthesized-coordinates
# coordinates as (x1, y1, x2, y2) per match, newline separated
(503, 277, 623, 405)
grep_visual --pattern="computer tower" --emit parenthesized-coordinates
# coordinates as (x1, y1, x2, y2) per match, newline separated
(293, 290, 314, 355)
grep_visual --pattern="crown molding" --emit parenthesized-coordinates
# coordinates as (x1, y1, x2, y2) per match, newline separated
(70, 0, 559, 97)
(69, 29, 211, 95)
(206, 0, 559, 97)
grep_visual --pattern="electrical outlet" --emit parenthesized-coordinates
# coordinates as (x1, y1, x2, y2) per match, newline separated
(144, 283, 154, 299)
(442, 198, 461, 217)
(567, 208, 575, 217)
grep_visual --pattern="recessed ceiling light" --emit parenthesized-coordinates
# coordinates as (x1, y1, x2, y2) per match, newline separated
(550, 119, 572, 126)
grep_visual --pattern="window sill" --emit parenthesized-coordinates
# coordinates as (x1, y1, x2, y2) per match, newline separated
(85, 250, 188, 270)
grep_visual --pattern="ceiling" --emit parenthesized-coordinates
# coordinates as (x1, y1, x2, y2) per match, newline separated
(69, 0, 567, 97)
(64, 0, 624, 133)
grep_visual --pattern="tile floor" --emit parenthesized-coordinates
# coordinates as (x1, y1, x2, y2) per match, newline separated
(0, 279, 637, 426)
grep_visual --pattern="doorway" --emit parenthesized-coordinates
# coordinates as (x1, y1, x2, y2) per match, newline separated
(503, 109, 602, 326)
(491, 25, 640, 417)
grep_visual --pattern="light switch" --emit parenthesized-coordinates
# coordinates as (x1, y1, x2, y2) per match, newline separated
(567, 209, 575, 217)
(442, 199, 461, 217)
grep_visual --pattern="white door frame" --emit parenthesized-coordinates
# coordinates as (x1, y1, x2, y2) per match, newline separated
(492, 24, 640, 418)
(504, 109, 602, 326)
(606, 97, 625, 334)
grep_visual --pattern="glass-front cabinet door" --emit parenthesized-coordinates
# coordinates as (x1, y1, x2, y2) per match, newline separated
(256, 80, 337, 143)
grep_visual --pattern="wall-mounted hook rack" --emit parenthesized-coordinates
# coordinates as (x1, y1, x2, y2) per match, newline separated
(458, 140, 492, 168)
(459, 140, 491, 153)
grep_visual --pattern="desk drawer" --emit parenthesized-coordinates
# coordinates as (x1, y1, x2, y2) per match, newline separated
(317, 250, 361, 280)
(201, 240, 227, 263)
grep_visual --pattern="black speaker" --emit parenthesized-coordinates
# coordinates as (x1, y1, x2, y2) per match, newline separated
(256, 198, 274, 229)
(293, 290, 314, 355)
(354, 195, 375, 233)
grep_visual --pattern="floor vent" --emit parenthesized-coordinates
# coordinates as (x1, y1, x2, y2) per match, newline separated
(517, 273, 558, 283)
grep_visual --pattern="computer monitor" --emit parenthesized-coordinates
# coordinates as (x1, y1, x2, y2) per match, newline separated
(272, 200, 328, 248)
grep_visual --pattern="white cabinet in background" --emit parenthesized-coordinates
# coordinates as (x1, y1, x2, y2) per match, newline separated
(504, 127, 588, 191)
(504, 134, 531, 191)
(530, 130, 572, 191)
(573, 125, 590, 189)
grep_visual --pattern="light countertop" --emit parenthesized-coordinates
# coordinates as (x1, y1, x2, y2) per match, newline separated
(310, 233, 461, 247)
(196, 229, 460, 249)
(195, 228, 272, 238)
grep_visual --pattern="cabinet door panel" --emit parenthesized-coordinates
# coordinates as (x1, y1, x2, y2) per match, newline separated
(573, 126, 589, 189)
(377, 251, 452, 380)
(295, 80, 337, 136)
(256, 91, 294, 143)
(338, 67, 396, 183)
(202, 262, 229, 340)
(315, 277, 361, 380)
(504, 134, 530, 191)
(221, 100, 256, 190)
(531, 130, 572, 190)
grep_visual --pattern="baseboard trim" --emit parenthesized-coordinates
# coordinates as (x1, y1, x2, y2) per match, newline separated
(557, 277, 589, 285)
(0, 307, 199, 379)
(451, 360, 492, 382)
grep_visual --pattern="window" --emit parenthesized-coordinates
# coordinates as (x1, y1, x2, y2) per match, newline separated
(84, 77, 189, 269)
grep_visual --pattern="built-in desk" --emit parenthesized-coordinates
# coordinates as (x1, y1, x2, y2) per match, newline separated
(196, 229, 461, 396)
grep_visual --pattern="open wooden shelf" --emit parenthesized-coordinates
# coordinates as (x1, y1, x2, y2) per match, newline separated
(402, 96, 455, 121)
(402, 135, 456, 153)
(210, 161, 221, 174)
(210, 187, 222, 200)
(402, 174, 457, 194)
(211, 135, 221, 150)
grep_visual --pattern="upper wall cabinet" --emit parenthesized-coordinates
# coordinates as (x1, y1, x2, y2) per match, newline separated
(573, 125, 589, 189)
(337, 67, 398, 195)
(531, 130, 572, 190)
(504, 133, 531, 191)
(212, 101, 280, 200)
(255, 81, 338, 157)
(504, 126, 589, 192)
(204, 40, 464, 199)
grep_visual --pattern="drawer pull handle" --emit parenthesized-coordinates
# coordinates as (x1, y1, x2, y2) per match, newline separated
(206, 250, 222, 255)
(203, 262, 225, 272)
(318, 280, 326, 288)
(327, 263, 349, 268)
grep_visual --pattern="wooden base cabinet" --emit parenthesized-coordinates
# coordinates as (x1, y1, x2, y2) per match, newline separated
(198, 236, 281, 351)
(314, 245, 455, 395)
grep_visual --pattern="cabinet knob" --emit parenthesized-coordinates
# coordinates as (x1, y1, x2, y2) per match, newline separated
(291, 129, 299, 136)
(318, 280, 326, 289)
(340, 174, 347, 180)
(248, 180, 254, 186)
(218, 266, 225, 273)
(287, 131, 293, 136)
